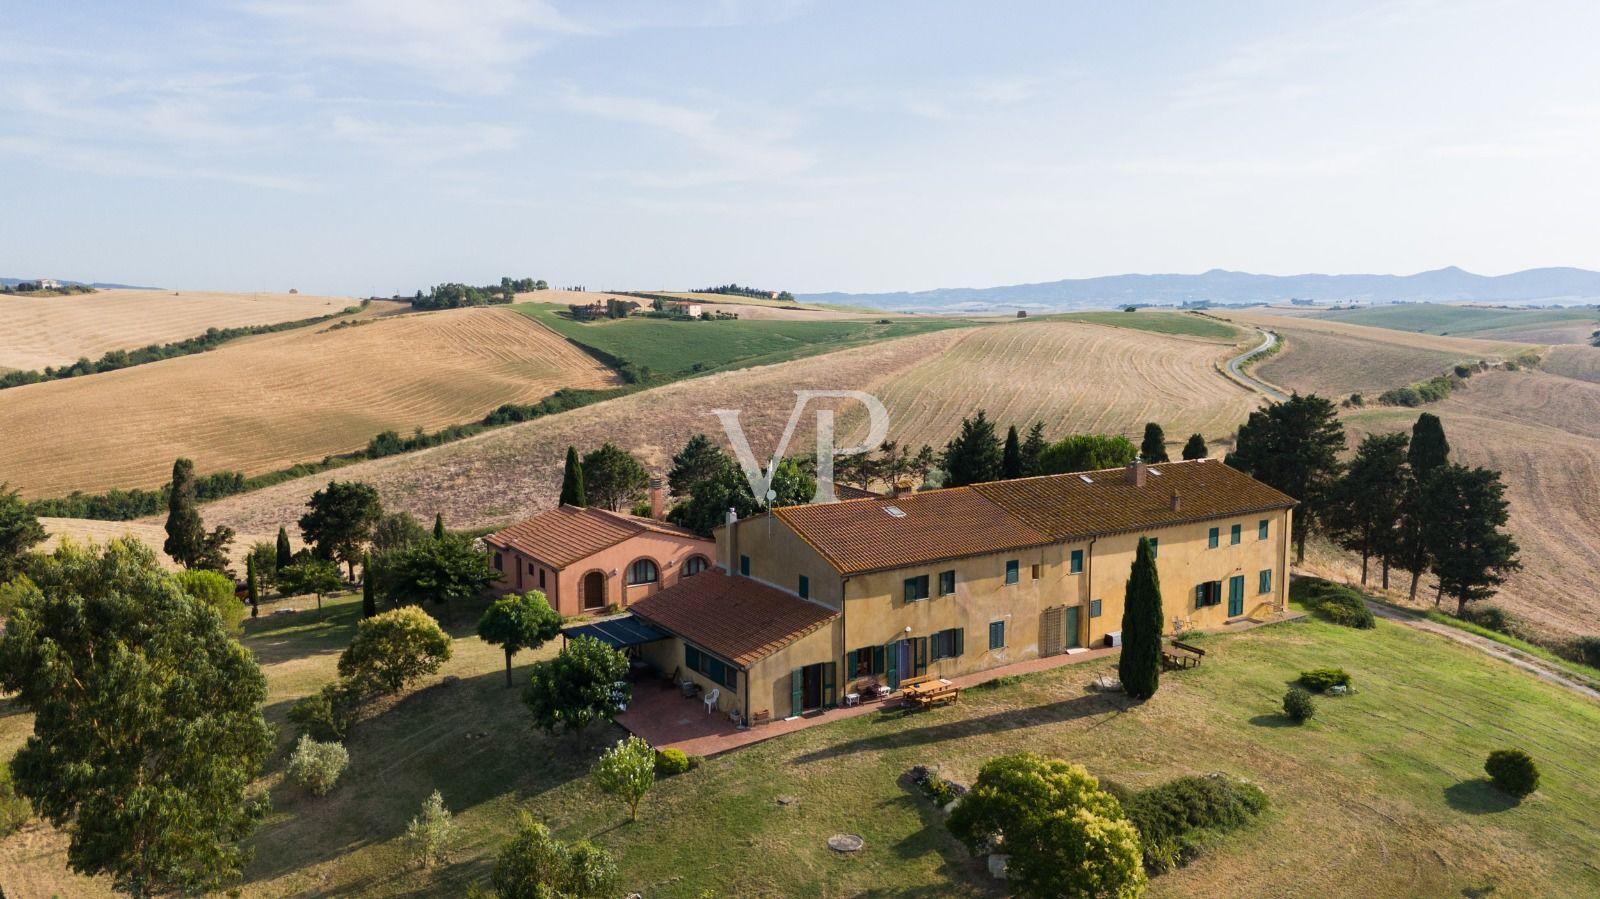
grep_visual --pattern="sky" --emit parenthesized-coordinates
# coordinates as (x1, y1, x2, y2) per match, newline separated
(3, 0, 1599, 296)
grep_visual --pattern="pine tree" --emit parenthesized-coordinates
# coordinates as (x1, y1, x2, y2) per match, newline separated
(1181, 433, 1208, 460)
(432, 513, 446, 540)
(1002, 426, 1023, 479)
(163, 458, 206, 568)
(276, 526, 292, 570)
(247, 554, 260, 619)
(1425, 464, 1521, 616)
(1326, 433, 1408, 585)
(1140, 422, 1169, 463)
(362, 553, 376, 618)
(1019, 422, 1047, 476)
(1400, 413, 1452, 599)
(941, 411, 1003, 488)
(559, 446, 586, 507)
(1226, 395, 1346, 562)
(1118, 536, 1163, 699)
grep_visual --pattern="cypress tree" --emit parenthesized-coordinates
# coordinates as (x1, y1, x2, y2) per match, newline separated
(1002, 426, 1023, 479)
(1118, 536, 1163, 700)
(247, 554, 260, 619)
(433, 512, 446, 540)
(1140, 423, 1169, 463)
(1399, 413, 1452, 599)
(1181, 433, 1208, 460)
(362, 553, 377, 618)
(162, 458, 206, 568)
(559, 446, 587, 507)
(1409, 412, 1450, 478)
(1019, 422, 1047, 476)
(275, 526, 292, 570)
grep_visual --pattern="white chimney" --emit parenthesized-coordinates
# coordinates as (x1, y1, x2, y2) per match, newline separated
(723, 507, 740, 574)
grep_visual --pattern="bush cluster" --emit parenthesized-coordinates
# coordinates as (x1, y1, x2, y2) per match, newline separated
(654, 748, 692, 776)
(1283, 687, 1316, 722)
(286, 735, 349, 796)
(1461, 604, 1533, 641)
(1293, 578, 1375, 629)
(289, 681, 364, 742)
(0, 763, 31, 837)
(1485, 749, 1539, 797)
(1378, 374, 1456, 407)
(1298, 668, 1352, 692)
(1119, 774, 1269, 874)
(908, 765, 967, 807)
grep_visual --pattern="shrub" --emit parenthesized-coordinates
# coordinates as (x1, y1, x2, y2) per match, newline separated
(593, 736, 655, 822)
(923, 774, 956, 806)
(337, 606, 452, 696)
(174, 568, 245, 632)
(1283, 687, 1315, 722)
(1462, 604, 1529, 639)
(654, 748, 691, 776)
(1299, 668, 1352, 692)
(288, 681, 363, 741)
(286, 734, 349, 796)
(1485, 749, 1539, 797)
(1121, 773, 1269, 874)
(1293, 578, 1375, 629)
(1563, 636, 1600, 668)
(0, 763, 31, 837)
(405, 790, 461, 868)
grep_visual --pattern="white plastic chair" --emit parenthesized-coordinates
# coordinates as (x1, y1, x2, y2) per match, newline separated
(703, 687, 720, 714)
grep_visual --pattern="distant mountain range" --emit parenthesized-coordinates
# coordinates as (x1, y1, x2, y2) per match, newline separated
(799, 267, 1600, 312)
(1, 277, 160, 290)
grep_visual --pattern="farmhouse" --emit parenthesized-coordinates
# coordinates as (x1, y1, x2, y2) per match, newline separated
(619, 459, 1295, 722)
(484, 488, 714, 617)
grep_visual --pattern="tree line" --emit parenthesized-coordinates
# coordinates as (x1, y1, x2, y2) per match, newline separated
(691, 283, 795, 302)
(937, 412, 1209, 489)
(408, 277, 547, 310)
(0, 281, 94, 295)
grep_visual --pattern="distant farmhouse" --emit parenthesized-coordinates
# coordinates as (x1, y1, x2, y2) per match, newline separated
(535, 459, 1295, 724)
(37, 278, 61, 290)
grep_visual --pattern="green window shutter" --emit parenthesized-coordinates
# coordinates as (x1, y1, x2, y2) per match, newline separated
(790, 668, 802, 714)
(1259, 518, 1269, 540)
(798, 574, 809, 599)
(1149, 538, 1159, 558)
(872, 645, 885, 675)
(1259, 569, 1272, 594)
(1195, 584, 1205, 609)
(885, 640, 899, 688)
(686, 645, 701, 672)
(1070, 549, 1083, 573)
(1231, 524, 1242, 545)
(1005, 560, 1019, 584)
(954, 627, 964, 657)
(989, 620, 1004, 649)
(1208, 527, 1219, 548)
(823, 662, 837, 707)
(914, 637, 928, 674)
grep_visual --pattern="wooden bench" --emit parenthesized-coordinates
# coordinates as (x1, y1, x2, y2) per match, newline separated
(1162, 640, 1206, 671)
(910, 684, 960, 708)
(897, 674, 935, 692)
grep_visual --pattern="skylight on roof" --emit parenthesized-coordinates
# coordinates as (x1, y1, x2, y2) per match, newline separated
(1078, 475, 1094, 484)
(885, 506, 907, 518)
(1148, 467, 1162, 476)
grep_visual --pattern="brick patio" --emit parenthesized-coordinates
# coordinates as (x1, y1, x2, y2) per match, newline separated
(616, 643, 1122, 757)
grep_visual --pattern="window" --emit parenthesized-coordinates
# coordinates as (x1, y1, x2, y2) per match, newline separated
(528, 562, 536, 575)
(852, 646, 884, 677)
(931, 627, 965, 661)
(682, 555, 708, 577)
(685, 644, 701, 672)
(1194, 580, 1223, 608)
(1031, 563, 1042, 580)
(538, 569, 546, 589)
(1005, 560, 1020, 584)
(1259, 568, 1273, 594)
(1208, 527, 1219, 549)
(938, 570, 956, 596)
(904, 574, 930, 603)
(1090, 598, 1103, 618)
(1258, 518, 1269, 540)
(1231, 523, 1242, 545)
(798, 575, 810, 599)
(493, 552, 503, 571)
(1070, 549, 1084, 574)
(627, 558, 659, 585)
(989, 620, 1005, 650)
(1149, 538, 1159, 558)
(686, 643, 737, 691)
(739, 554, 750, 576)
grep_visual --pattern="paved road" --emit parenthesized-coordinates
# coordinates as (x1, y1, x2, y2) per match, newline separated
(1226, 328, 1288, 401)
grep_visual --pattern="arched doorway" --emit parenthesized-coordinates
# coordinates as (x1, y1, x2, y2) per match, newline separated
(582, 570, 606, 611)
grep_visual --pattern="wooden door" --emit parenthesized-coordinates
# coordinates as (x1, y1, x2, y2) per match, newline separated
(1065, 606, 1081, 649)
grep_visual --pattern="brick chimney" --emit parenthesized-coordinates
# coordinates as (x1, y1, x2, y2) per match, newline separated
(1170, 489, 1181, 511)
(892, 479, 912, 498)
(1126, 460, 1147, 487)
(648, 476, 665, 520)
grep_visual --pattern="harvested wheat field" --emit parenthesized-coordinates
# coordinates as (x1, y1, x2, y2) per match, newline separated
(37, 518, 295, 573)
(0, 307, 616, 499)
(0, 289, 357, 372)
(1339, 369, 1600, 638)
(849, 320, 1261, 452)
(1220, 310, 1524, 397)
(1543, 344, 1600, 382)
(191, 328, 977, 535)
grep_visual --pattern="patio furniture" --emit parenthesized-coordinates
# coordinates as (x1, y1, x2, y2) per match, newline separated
(843, 692, 861, 707)
(901, 677, 958, 709)
(1161, 640, 1206, 671)
(662, 666, 681, 690)
(703, 687, 720, 714)
(679, 679, 701, 698)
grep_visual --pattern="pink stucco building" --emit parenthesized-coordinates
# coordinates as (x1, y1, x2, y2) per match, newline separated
(483, 504, 715, 617)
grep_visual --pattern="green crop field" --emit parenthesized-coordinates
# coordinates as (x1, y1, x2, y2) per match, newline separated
(1311, 304, 1599, 339)
(8, 586, 1597, 897)
(512, 302, 976, 379)
(1031, 310, 1243, 341)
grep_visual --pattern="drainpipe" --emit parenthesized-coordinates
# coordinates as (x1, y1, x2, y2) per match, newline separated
(838, 575, 849, 705)
(1084, 537, 1096, 645)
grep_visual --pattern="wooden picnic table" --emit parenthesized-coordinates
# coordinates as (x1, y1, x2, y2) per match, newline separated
(902, 678, 959, 708)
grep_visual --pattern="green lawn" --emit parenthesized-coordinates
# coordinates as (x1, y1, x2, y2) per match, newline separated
(1030, 310, 1242, 341)
(511, 303, 976, 380)
(1311, 304, 1598, 337)
(6, 594, 1599, 897)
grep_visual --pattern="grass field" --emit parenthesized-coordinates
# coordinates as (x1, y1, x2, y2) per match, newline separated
(1029, 310, 1243, 341)
(854, 320, 1260, 453)
(6, 589, 1599, 897)
(1, 307, 616, 499)
(1543, 344, 1600, 382)
(0, 289, 360, 372)
(36, 517, 296, 573)
(512, 302, 974, 379)
(1310, 304, 1600, 343)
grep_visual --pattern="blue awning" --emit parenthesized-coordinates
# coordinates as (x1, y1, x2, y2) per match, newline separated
(562, 614, 669, 650)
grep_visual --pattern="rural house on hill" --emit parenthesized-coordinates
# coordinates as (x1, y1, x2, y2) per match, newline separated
(600, 459, 1296, 724)
(484, 496, 713, 617)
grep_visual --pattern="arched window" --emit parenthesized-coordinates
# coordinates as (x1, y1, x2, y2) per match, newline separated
(682, 555, 709, 577)
(627, 558, 660, 585)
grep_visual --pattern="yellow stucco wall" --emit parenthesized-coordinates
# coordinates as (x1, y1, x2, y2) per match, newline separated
(716, 514, 844, 609)
(636, 620, 843, 720)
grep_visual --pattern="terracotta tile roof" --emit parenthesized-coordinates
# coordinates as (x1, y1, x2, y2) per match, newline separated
(772, 460, 1296, 575)
(485, 506, 705, 569)
(771, 488, 1054, 575)
(971, 459, 1297, 541)
(629, 569, 838, 667)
